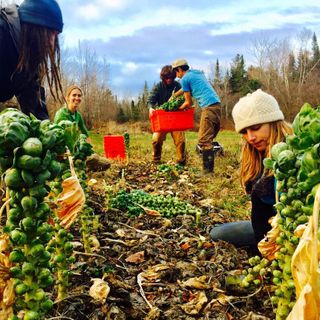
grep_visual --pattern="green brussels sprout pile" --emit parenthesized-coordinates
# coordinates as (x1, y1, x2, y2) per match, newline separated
(0, 109, 66, 319)
(241, 103, 320, 319)
(111, 189, 201, 218)
(157, 96, 185, 111)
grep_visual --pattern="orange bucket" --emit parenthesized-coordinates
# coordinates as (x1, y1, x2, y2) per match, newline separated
(104, 135, 126, 160)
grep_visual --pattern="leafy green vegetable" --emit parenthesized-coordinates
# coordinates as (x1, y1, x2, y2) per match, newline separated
(157, 96, 185, 111)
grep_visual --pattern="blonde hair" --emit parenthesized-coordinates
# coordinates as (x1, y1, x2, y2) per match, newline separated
(65, 85, 82, 100)
(239, 120, 293, 190)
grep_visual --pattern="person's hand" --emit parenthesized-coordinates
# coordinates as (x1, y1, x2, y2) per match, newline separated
(149, 108, 155, 116)
(179, 104, 188, 110)
(168, 92, 176, 101)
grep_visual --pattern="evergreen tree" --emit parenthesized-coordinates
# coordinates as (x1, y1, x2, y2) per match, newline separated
(137, 81, 149, 120)
(214, 59, 222, 88)
(116, 107, 129, 123)
(288, 53, 297, 80)
(131, 99, 140, 121)
(311, 32, 320, 67)
(229, 54, 247, 93)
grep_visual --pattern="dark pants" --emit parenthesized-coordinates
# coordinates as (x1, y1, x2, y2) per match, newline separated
(210, 221, 257, 247)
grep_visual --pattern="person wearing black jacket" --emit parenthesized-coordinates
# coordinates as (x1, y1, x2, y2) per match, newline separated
(210, 89, 292, 248)
(148, 65, 186, 165)
(0, 0, 64, 119)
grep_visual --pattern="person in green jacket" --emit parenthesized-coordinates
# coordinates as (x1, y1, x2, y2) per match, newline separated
(55, 85, 112, 171)
(54, 85, 89, 137)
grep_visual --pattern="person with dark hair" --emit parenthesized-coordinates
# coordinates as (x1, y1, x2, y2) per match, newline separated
(171, 59, 221, 173)
(0, 0, 64, 120)
(148, 65, 186, 165)
(210, 89, 292, 248)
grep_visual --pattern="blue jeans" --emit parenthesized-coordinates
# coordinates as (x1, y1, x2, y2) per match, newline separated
(210, 221, 256, 247)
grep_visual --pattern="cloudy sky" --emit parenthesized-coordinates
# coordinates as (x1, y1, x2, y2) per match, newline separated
(10, 0, 320, 98)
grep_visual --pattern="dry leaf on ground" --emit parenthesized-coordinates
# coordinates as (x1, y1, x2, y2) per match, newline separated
(125, 251, 145, 264)
(89, 278, 110, 303)
(180, 275, 211, 289)
(180, 291, 208, 315)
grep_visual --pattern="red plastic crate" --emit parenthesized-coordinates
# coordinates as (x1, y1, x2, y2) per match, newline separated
(149, 108, 195, 132)
(104, 135, 126, 160)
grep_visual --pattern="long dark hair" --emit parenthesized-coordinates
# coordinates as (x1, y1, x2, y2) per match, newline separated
(15, 23, 64, 103)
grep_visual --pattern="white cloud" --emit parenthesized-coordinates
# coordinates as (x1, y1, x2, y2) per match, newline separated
(57, 0, 320, 97)
(122, 62, 138, 74)
(203, 50, 215, 55)
(77, 4, 100, 20)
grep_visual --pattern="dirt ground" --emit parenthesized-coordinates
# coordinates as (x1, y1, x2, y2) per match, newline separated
(49, 161, 274, 320)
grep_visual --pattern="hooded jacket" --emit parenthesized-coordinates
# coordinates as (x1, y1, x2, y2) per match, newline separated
(0, 4, 49, 119)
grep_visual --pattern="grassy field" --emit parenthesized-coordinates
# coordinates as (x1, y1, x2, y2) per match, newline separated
(89, 127, 251, 221)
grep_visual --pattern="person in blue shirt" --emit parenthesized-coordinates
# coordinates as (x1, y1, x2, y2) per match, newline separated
(171, 59, 221, 173)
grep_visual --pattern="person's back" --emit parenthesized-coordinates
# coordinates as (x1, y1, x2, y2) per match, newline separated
(172, 59, 221, 173)
(0, 0, 64, 120)
(181, 69, 220, 108)
(0, 5, 20, 102)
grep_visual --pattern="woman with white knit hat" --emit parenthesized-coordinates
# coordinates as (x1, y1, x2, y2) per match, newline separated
(210, 89, 292, 248)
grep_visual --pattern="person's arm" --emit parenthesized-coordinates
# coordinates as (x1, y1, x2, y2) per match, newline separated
(147, 84, 160, 115)
(148, 87, 159, 107)
(250, 176, 277, 243)
(54, 106, 68, 124)
(76, 112, 89, 137)
(173, 89, 183, 98)
(13, 72, 49, 120)
(179, 91, 193, 110)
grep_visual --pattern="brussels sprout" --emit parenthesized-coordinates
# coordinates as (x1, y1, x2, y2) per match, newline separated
(9, 249, 25, 262)
(22, 137, 43, 157)
(10, 230, 27, 245)
(40, 298, 54, 312)
(29, 244, 45, 258)
(21, 196, 38, 212)
(23, 310, 40, 320)
(22, 262, 34, 276)
(10, 266, 23, 278)
(22, 217, 35, 231)
(15, 283, 29, 295)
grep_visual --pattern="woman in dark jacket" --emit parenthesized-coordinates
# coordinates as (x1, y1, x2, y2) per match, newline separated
(0, 0, 64, 119)
(210, 89, 292, 247)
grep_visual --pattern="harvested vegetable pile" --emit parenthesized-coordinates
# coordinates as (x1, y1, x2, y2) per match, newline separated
(157, 96, 185, 111)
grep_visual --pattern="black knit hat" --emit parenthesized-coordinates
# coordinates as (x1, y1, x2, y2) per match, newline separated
(19, 0, 63, 33)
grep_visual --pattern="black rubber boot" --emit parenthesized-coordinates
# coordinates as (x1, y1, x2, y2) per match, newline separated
(202, 149, 215, 173)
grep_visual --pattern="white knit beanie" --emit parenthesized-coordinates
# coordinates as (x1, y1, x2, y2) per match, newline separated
(232, 89, 284, 133)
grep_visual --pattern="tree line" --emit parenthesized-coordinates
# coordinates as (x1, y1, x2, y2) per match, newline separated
(2, 30, 320, 129)
(117, 30, 320, 127)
